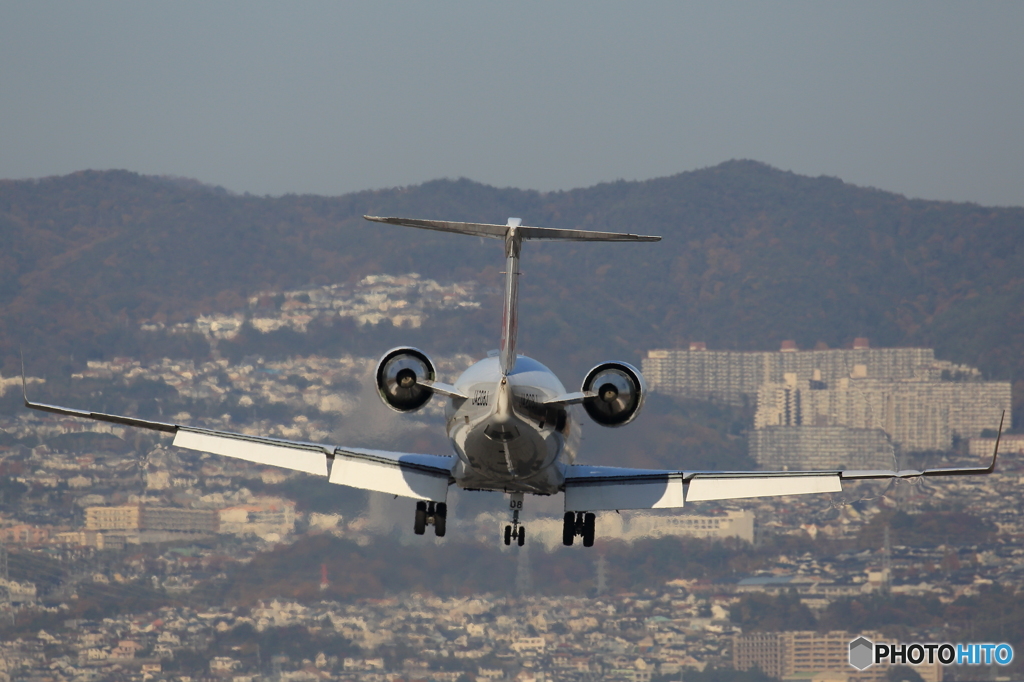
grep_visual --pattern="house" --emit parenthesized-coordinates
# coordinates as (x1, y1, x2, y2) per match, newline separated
(209, 656, 241, 673)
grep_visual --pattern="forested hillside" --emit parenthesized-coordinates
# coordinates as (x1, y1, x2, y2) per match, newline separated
(2, 161, 1021, 425)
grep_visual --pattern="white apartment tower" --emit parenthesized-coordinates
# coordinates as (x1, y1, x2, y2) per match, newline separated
(643, 340, 1010, 466)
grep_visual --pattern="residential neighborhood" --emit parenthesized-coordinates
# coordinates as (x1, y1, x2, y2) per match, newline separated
(1, 290, 1021, 682)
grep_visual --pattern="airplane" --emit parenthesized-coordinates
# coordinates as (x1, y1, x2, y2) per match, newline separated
(23, 215, 1004, 548)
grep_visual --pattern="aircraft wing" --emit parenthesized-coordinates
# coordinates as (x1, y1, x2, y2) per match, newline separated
(563, 415, 1002, 511)
(23, 394, 455, 503)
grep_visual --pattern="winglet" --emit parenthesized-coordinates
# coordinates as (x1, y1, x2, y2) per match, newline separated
(986, 410, 1005, 474)
(20, 348, 29, 406)
(841, 410, 1007, 481)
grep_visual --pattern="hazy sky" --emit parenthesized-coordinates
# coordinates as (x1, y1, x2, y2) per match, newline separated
(2, 3, 1023, 206)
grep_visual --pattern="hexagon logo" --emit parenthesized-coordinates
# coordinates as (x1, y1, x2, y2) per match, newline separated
(849, 637, 875, 670)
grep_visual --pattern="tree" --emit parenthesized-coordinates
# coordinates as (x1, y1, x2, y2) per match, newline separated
(729, 591, 816, 631)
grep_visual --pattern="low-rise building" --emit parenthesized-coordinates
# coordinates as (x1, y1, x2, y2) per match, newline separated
(218, 497, 296, 538)
(85, 505, 141, 531)
(0, 524, 50, 545)
(625, 510, 755, 543)
(734, 630, 941, 682)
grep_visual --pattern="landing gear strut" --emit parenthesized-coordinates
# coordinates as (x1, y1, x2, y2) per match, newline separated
(562, 511, 596, 547)
(503, 493, 526, 547)
(413, 501, 447, 537)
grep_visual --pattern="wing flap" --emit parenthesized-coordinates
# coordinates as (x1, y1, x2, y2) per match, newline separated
(564, 465, 684, 511)
(330, 447, 453, 502)
(565, 476, 683, 511)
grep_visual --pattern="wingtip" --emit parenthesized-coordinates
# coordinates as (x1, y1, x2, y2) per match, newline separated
(988, 410, 1005, 472)
(19, 348, 29, 406)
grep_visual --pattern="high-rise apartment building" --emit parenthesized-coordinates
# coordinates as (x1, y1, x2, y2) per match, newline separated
(750, 426, 894, 470)
(754, 375, 1008, 453)
(643, 341, 1010, 466)
(643, 342, 936, 407)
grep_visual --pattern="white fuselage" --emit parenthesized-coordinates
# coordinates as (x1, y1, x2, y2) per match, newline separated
(445, 355, 580, 495)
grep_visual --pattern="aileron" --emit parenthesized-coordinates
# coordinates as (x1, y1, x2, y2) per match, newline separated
(172, 427, 331, 477)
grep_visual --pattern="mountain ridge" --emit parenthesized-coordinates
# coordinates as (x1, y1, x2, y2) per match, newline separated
(2, 161, 1021, 425)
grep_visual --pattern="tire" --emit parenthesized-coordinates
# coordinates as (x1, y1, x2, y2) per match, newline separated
(504, 524, 512, 546)
(582, 512, 596, 547)
(562, 512, 575, 546)
(436, 502, 447, 518)
(434, 514, 446, 537)
(414, 508, 427, 535)
(517, 526, 526, 547)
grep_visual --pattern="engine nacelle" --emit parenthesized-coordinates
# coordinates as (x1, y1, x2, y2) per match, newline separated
(375, 347, 437, 413)
(581, 361, 646, 427)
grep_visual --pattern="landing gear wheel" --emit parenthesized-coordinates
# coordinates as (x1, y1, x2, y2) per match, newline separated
(414, 501, 427, 535)
(517, 526, 526, 547)
(504, 524, 512, 546)
(582, 512, 596, 547)
(562, 512, 575, 546)
(434, 503, 447, 537)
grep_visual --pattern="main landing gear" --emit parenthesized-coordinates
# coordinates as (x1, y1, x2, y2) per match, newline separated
(563, 511, 596, 547)
(414, 501, 447, 537)
(504, 493, 526, 547)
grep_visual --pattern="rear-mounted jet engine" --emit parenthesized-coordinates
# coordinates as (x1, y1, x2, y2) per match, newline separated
(582, 361, 646, 427)
(375, 347, 437, 412)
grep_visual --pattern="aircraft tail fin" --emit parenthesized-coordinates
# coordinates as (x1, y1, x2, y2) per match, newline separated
(364, 215, 660, 375)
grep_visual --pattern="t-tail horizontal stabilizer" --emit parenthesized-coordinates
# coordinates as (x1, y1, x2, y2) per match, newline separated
(363, 216, 661, 242)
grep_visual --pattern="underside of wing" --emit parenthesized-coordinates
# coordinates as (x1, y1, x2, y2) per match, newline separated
(24, 391, 455, 503)
(563, 466, 685, 512)
(172, 430, 456, 502)
(173, 427, 332, 476)
(562, 443, 1001, 512)
(329, 446, 454, 502)
(172, 431, 454, 502)
(562, 465, 842, 511)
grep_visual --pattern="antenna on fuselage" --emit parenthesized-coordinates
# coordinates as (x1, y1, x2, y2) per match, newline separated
(363, 215, 661, 375)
